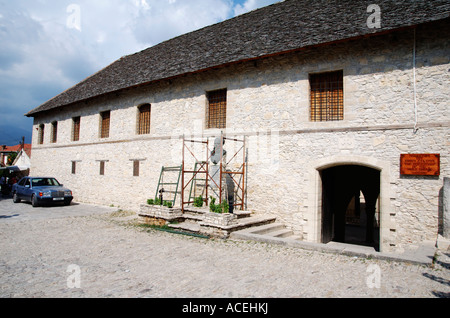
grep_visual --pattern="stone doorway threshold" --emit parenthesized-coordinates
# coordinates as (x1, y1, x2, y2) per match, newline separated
(230, 223, 437, 267)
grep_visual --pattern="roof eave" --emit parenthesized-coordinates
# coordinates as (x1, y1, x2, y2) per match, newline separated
(25, 15, 449, 118)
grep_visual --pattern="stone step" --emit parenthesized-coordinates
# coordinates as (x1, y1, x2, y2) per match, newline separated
(183, 207, 208, 215)
(168, 222, 201, 233)
(234, 210, 252, 219)
(250, 223, 286, 235)
(230, 222, 301, 242)
(181, 211, 253, 225)
(183, 212, 204, 222)
(269, 228, 295, 238)
(168, 214, 276, 237)
(232, 215, 277, 231)
(183, 207, 253, 219)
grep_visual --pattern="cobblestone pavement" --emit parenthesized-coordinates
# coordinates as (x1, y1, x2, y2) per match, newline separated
(0, 198, 449, 298)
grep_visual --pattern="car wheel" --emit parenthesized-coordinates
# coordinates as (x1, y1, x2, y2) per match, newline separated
(31, 194, 39, 207)
(64, 199, 72, 206)
(13, 192, 21, 203)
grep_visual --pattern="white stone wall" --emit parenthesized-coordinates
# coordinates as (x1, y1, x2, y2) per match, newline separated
(30, 21, 449, 252)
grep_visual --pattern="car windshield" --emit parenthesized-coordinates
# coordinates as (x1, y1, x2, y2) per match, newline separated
(31, 178, 61, 187)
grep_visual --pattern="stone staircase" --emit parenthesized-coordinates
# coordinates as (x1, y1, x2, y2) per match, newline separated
(230, 222, 303, 242)
(139, 204, 279, 239)
(168, 208, 278, 239)
(139, 205, 439, 266)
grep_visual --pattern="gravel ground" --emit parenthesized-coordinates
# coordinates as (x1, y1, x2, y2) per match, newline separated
(0, 199, 449, 298)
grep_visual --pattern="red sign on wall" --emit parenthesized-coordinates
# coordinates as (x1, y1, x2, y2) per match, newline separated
(400, 154, 440, 176)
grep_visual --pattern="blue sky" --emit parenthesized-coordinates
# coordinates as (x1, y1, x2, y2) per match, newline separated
(0, 0, 279, 145)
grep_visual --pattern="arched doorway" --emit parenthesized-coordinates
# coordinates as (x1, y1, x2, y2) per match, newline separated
(320, 165, 380, 251)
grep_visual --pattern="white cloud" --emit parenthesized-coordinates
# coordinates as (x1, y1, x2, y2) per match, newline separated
(0, 0, 238, 91)
(234, 0, 280, 16)
(130, 0, 233, 46)
(0, 0, 278, 142)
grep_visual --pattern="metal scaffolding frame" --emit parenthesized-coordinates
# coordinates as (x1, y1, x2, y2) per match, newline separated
(181, 133, 246, 213)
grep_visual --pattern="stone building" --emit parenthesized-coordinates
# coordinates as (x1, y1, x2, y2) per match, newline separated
(26, 0, 449, 253)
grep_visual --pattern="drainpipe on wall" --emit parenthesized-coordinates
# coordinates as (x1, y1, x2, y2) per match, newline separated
(444, 178, 450, 239)
(413, 27, 419, 134)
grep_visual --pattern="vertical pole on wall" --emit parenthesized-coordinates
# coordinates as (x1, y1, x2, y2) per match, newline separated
(206, 138, 209, 207)
(245, 144, 249, 211)
(181, 136, 185, 213)
(444, 177, 450, 239)
(219, 131, 223, 205)
(242, 136, 246, 211)
(413, 27, 419, 133)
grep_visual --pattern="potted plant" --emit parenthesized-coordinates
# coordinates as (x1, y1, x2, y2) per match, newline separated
(209, 196, 229, 214)
(193, 195, 204, 208)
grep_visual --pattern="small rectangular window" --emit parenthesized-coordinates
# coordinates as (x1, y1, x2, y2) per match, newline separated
(133, 160, 140, 177)
(72, 161, 76, 175)
(38, 124, 45, 145)
(72, 117, 81, 142)
(310, 70, 344, 122)
(51, 121, 58, 143)
(99, 161, 105, 176)
(207, 89, 227, 129)
(100, 111, 110, 138)
(138, 104, 151, 135)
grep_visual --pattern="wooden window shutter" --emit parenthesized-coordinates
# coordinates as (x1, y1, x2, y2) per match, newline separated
(310, 71, 344, 121)
(207, 89, 227, 129)
(138, 104, 151, 135)
(100, 111, 110, 138)
(72, 117, 81, 142)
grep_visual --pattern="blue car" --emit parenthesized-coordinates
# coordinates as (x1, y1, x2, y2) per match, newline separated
(12, 177, 73, 207)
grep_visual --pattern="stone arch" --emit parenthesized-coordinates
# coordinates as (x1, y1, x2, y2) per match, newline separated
(321, 165, 380, 250)
(305, 155, 393, 253)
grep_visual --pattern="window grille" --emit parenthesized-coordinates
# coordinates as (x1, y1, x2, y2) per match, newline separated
(310, 71, 344, 121)
(207, 89, 227, 129)
(138, 104, 151, 135)
(100, 111, 110, 138)
(72, 117, 81, 142)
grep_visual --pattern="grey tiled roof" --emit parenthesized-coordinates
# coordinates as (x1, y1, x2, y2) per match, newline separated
(26, 0, 450, 116)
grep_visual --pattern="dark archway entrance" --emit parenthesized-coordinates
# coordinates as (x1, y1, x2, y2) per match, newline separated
(321, 165, 380, 251)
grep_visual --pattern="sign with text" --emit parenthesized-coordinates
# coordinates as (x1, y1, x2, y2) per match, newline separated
(400, 154, 440, 176)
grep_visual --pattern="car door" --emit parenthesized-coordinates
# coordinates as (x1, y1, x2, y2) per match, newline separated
(22, 178, 33, 201)
(15, 178, 27, 199)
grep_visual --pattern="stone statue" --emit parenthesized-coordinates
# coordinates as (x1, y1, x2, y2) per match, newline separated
(210, 137, 226, 165)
